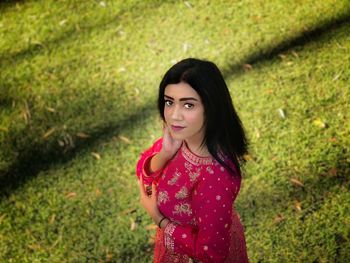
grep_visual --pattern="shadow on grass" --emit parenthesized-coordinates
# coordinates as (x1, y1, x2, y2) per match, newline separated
(1, 6, 349, 202)
(221, 13, 350, 78)
(228, 13, 350, 217)
(0, 101, 156, 199)
(239, 145, 349, 223)
(0, 0, 176, 68)
(0, 0, 24, 11)
(0, 5, 132, 66)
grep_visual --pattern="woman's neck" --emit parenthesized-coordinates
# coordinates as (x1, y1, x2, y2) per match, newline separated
(185, 139, 210, 157)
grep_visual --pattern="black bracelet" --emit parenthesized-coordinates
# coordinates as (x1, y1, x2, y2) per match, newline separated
(158, 216, 167, 228)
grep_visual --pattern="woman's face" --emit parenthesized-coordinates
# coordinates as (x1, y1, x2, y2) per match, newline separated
(163, 82, 205, 144)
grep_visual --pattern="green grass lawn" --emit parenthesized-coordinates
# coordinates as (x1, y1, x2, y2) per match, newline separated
(0, 0, 349, 262)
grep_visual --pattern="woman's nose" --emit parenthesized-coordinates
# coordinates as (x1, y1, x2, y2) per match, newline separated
(171, 105, 182, 120)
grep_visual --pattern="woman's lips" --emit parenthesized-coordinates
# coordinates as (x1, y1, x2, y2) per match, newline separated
(171, 125, 185, 132)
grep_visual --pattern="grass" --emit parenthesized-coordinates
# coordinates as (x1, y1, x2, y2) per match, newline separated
(0, 0, 349, 262)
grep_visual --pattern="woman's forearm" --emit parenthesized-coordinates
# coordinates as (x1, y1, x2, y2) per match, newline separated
(149, 152, 170, 173)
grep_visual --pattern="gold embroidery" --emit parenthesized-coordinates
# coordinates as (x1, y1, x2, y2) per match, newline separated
(189, 167, 201, 182)
(184, 161, 201, 183)
(184, 161, 193, 171)
(175, 186, 189, 199)
(182, 143, 213, 165)
(157, 191, 169, 205)
(164, 222, 176, 251)
(168, 168, 181, 185)
(173, 203, 192, 216)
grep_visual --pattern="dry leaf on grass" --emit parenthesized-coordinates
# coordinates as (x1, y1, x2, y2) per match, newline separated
(91, 152, 101, 160)
(65, 192, 77, 199)
(294, 201, 302, 212)
(43, 128, 56, 139)
(46, 107, 56, 112)
(290, 178, 304, 187)
(76, 132, 90, 138)
(327, 168, 337, 177)
(28, 243, 41, 251)
(291, 51, 299, 58)
(119, 135, 132, 144)
(273, 214, 285, 224)
(105, 253, 113, 262)
(95, 188, 102, 197)
(130, 218, 137, 231)
(327, 137, 337, 142)
(243, 154, 253, 161)
(243, 64, 253, 71)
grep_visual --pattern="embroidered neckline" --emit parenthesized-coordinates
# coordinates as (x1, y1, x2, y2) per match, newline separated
(181, 142, 213, 165)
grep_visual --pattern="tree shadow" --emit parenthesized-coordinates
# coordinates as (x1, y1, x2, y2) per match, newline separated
(0, 5, 131, 66)
(238, 144, 349, 228)
(0, 0, 176, 69)
(0, 0, 24, 9)
(221, 13, 350, 79)
(0, 100, 156, 199)
(1, 4, 349, 203)
(231, 13, 350, 260)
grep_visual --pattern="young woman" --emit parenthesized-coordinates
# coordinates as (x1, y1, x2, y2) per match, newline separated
(136, 58, 249, 263)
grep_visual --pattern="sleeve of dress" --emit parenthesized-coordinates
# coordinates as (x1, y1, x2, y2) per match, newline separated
(163, 167, 241, 263)
(135, 138, 164, 185)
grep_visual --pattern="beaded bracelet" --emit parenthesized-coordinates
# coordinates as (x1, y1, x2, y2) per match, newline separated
(158, 216, 167, 228)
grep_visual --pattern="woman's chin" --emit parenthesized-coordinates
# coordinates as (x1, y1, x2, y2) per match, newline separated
(170, 131, 185, 140)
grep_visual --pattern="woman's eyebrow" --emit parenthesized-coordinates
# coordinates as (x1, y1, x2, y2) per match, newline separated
(164, 95, 198, 101)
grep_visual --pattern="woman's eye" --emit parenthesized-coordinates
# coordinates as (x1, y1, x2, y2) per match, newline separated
(184, 103, 194, 109)
(165, 100, 173, 106)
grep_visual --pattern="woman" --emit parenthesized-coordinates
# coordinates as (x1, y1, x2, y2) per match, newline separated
(136, 58, 249, 262)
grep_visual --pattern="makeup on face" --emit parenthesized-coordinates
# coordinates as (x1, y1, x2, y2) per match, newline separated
(163, 82, 205, 147)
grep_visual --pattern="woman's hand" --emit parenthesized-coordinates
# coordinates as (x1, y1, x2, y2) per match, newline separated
(160, 125, 182, 160)
(138, 174, 163, 224)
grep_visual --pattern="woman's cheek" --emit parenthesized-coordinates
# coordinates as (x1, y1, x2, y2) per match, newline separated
(187, 110, 204, 125)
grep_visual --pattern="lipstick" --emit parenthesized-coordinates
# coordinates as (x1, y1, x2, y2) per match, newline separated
(171, 125, 185, 132)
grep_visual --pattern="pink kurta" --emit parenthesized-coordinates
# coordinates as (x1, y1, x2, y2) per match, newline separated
(136, 138, 249, 263)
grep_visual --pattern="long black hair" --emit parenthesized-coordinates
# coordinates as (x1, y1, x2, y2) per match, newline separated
(158, 58, 248, 175)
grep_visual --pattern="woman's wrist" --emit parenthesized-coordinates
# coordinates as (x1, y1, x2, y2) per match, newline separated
(158, 217, 170, 229)
(154, 213, 170, 229)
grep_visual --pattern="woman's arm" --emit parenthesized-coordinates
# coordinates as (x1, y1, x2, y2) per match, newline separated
(136, 138, 164, 185)
(136, 126, 182, 179)
(148, 150, 172, 173)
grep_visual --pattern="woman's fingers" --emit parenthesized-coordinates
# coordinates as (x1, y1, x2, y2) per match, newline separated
(151, 183, 157, 200)
(138, 174, 147, 197)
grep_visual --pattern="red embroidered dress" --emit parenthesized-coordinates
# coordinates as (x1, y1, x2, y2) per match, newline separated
(136, 138, 249, 263)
